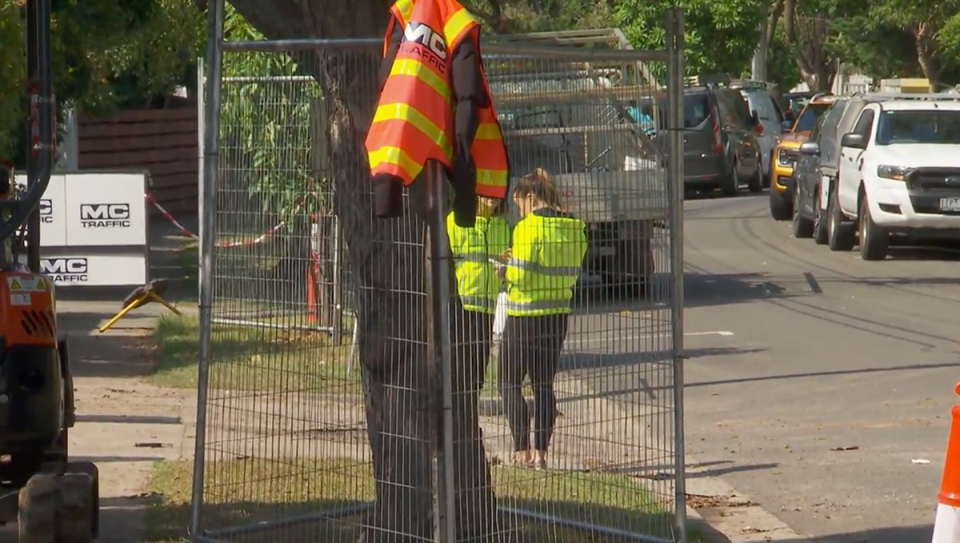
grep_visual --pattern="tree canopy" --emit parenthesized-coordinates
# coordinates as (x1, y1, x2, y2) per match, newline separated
(4, 0, 960, 161)
(0, 0, 202, 161)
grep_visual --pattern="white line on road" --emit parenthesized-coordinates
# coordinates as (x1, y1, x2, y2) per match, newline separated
(571, 331, 734, 344)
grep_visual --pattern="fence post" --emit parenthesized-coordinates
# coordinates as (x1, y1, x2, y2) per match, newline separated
(190, 0, 224, 539)
(424, 160, 457, 543)
(332, 214, 343, 344)
(665, 7, 687, 542)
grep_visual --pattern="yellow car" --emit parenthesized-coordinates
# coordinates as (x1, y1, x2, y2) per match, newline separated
(769, 94, 837, 220)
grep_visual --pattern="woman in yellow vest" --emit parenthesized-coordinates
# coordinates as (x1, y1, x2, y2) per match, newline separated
(448, 196, 510, 386)
(497, 168, 587, 469)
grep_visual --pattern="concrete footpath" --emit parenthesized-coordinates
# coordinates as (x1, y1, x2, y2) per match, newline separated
(0, 300, 194, 543)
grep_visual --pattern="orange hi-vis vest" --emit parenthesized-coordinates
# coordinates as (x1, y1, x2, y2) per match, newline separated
(365, 0, 509, 199)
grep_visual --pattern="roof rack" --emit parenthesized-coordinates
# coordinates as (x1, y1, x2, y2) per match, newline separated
(855, 92, 960, 102)
(684, 73, 774, 90)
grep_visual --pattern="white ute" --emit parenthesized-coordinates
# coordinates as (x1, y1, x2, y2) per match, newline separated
(815, 97, 960, 260)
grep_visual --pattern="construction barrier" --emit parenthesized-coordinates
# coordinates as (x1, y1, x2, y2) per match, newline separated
(933, 382, 960, 543)
(16, 171, 149, 287)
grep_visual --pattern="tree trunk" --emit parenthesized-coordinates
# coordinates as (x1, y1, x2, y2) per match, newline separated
(915, 24, 942, 92)
(225, 2, 498, 541)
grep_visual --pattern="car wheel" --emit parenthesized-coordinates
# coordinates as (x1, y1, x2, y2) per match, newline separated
(769, 185, 791, 221)
(721, 162, 740, 197)
(792, 184, 814, 238)
(858, 195, 888, 260)
(813, 188, 828, 245)
(827, 189, 855, 251)
(747, 161, 764, 193)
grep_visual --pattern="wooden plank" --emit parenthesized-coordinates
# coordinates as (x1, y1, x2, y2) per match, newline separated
(79, 119, 197, 139)
(80, 108, 196, 124)
(79, 146, 198, 168)
(79, 133, 197, 154)
(144, 159, 197, 177)
(150, 172, 196, 190)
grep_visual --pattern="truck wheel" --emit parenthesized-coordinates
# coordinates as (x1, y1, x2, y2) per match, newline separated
(19, 473, 57, 543)
(769, 186, 791, 221)
(813, 189, 829, 245)
(56, 473, 95, 543)
(747, 162, 764, 193)
(858, 196, 888, 261)
(792, 184, 814, 238)
(67, 462, 99, 538)
(721, 164, 740, 197)
(827, 190, 855, 251)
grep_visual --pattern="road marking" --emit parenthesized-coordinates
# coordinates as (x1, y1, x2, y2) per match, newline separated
(570, 331, 733, 344)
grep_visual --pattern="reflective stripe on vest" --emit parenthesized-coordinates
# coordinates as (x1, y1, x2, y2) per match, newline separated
(502, 299, 571, 313)
(367, 0, 508, 199)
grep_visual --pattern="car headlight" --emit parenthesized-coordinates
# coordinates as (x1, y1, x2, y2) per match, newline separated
(777, 149, 793, 166)
(876, 165, 912, 181)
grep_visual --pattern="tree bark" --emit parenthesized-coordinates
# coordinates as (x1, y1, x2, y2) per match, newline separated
(224, 2, 498, 541)
(913, 23, 942, 92)
(782, 0, 835, 92)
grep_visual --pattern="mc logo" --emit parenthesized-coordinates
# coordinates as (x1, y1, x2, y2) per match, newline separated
(402, 22, 447, 60)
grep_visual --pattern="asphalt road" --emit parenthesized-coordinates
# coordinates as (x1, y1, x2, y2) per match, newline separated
(675, 192, 960, 542)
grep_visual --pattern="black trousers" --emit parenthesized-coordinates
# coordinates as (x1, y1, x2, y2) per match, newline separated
(453, 309, 494, 391)
(498, 313, 569, 452)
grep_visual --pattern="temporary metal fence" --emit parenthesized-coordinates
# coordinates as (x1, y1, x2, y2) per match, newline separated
(192, 4, 686, 543)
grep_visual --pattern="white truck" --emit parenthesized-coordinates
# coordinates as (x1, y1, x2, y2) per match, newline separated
(819, 97, 960, 260)
(488, 30, 668, 297)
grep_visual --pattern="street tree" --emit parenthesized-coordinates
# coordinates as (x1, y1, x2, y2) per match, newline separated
(222, 1, 497, 541)
(0, 0, 202, 161)
(868, 0, 960, 91)
(613, 0, 767, 77)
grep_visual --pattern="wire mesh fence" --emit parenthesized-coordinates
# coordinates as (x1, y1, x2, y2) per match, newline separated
(193, 8, 686, 543)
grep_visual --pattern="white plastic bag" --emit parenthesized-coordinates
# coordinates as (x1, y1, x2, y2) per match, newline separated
(493, 292, 508, 337)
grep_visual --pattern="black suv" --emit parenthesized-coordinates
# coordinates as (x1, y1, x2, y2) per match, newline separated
(675, 87, 764, 196)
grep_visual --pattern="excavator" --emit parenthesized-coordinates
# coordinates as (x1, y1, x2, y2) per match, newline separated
(0, 0, 100, 540)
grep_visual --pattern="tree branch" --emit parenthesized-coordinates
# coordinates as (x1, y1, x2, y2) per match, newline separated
(765, 0, 785, 46)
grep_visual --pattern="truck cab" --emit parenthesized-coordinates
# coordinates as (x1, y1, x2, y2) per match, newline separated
(826, 96, 960, 260)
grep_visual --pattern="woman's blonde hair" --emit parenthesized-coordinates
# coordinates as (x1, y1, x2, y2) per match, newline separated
(513, 168, 563, 210)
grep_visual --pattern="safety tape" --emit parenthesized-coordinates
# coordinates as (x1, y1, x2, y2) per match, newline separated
(144, 192, 298, 249)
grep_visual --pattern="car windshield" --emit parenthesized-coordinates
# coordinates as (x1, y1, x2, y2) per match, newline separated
(793, 103, 830, 132)
(875, 110, 960, 145)
(640, 93, 710, 129)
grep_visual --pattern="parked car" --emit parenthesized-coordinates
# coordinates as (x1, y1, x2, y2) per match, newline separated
(678, 86, 763, 196)
(817, 95, 960, 260)
(792, 93, 897, 243)
(741, 88, 789, 181)
(790, 98, 847, 242)
(768, 93, 838, 220)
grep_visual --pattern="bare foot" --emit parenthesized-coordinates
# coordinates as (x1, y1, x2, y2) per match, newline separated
(533, 450, 546, 470)
(513, 450, 531, 466)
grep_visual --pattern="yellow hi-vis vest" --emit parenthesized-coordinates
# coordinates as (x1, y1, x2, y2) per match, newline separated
(447, 212, 510, 313)
(504, 211, 587, 316)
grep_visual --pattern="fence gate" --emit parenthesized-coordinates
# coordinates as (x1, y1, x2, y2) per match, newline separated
(191, 4, 687, 543)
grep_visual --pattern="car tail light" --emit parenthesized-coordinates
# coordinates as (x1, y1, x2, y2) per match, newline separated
(711, 109, 722, 152)
(754, 123, 764, 136)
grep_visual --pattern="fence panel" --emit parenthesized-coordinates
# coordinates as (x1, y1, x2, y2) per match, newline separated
(193, 9, 685, 543)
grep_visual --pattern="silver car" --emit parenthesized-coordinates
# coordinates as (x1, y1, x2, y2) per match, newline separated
(741, 89, 789, 182)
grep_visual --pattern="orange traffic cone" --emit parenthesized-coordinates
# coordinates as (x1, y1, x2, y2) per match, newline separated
(932, 382, 960, 543)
